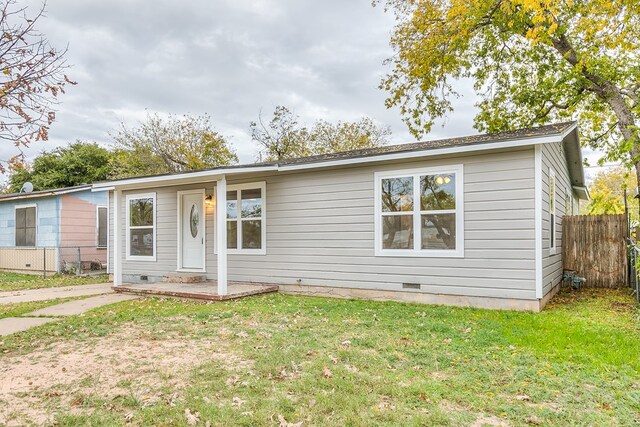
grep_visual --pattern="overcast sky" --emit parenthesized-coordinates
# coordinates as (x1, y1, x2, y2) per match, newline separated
(5, 0, 601, 175)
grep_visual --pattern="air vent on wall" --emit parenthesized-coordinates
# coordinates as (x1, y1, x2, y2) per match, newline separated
(402, 283, 421, 290)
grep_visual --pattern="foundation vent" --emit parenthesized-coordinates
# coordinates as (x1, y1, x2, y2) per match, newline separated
(402, 283, 421, 290)
(140, 275, 149, 281)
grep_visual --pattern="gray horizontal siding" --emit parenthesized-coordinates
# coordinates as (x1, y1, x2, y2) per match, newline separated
(226, 147, 537, 300)
(110, 147, 537, 300)
(541, 141, 573, 295)
(115, 183, 217, 278)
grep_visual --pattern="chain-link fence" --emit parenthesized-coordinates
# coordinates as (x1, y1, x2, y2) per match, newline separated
(0, 245, 107, 277)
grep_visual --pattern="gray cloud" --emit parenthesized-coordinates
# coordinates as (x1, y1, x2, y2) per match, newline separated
(4, 0, 600, 180)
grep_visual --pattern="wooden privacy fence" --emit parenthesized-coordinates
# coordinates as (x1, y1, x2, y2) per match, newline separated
(562, 214, 627, 288)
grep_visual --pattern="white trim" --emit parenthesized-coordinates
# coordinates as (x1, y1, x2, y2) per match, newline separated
(279, 128, 577, 172)
(216, 177, 228, 295)
(534, 145, 543, 299)
(113, 189, 122, 286)
(92, 124, 579, 190)
(219, 181, 267, 255)
(125, 192, 157, 262)
(92, 166, 278, 190)
(374, 164, 464, 258)
(96, 205, 108, 248)
(14, 204, 38, 247)
(176, 189, 206, 272)
(0, 185, 93, 201)
(549, 168, 557, 255)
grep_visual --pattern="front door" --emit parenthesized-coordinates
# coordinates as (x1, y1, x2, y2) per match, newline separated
(180, 191, 205, 270)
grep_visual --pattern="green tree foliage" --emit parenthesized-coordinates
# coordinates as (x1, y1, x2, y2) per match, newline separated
(251, 106, 391, 161)
(377, 0, 640, 179)
(109, 114, 238, 179)
(583, 166, 638, 221)
(8, 142, 110, 192)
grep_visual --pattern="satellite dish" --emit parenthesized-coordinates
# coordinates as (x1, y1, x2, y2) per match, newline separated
(20, 182, 34, 193)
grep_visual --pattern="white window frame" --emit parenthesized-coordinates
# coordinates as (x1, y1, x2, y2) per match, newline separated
(125, 192, 157, 261)
(220, 181, 267, 255)
(549, 168, 557, 255)
(14, 204, 38, 247)
(374, 164, 464, 258)
(96, 205, 108, 249)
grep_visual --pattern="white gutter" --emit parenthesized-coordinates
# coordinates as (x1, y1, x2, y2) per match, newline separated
(278, 126, 578, 172)
(92, 165, 278, 190)
(92, 124, 580, 191)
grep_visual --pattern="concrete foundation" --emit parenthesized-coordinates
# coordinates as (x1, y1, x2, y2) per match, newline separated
(279, 284, 547, 312)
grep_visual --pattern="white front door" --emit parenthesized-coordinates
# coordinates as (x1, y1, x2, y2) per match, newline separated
(180, 191, 205, 270)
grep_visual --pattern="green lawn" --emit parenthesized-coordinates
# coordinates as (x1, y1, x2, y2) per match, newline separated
(0, 288, 639, 426)
(0, 271, 109, 292)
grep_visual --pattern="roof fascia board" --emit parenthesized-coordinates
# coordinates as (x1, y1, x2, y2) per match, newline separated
(0, 186, 91, 202)
(278, 133, 567, 172)
(92, 165, 278, 190)
(91, 125, 579, 190)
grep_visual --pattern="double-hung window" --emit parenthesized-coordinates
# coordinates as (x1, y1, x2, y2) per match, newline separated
(226, 182, 266, 254)
(126, 193, 156, 260)
(15, 205, 36, 247)
(549, 169, 556, 254)
(375, 165, 464, 257)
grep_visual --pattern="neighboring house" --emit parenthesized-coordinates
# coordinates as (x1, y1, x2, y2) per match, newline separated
(0, 185, 109, 274)
(93, 122, 588, 311)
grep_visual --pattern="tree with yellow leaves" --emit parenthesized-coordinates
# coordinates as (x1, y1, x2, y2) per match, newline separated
(377, 0, 640, 180)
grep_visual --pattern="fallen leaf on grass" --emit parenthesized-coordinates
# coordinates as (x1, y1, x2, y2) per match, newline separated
(235, 331, 250, 338)
(515, 395, 531, 401)
(322, 367, 332, 378)
(525, 415, 541, 425)
(328, 355, 338, 364)
(278, 414, 303, 427)
(124, 412, 134, 423)
(232, 396, 247, 407)
(442, 338, 452, 344)
(340, 340, 351, 346)
(185, 408, 200, 426)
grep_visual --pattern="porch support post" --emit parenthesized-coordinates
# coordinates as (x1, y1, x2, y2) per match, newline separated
(216, 176, 228, 295)
(113, 189, 123, 286)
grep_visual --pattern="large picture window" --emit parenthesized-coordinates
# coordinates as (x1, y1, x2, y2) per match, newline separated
(226, 182, 266, 254)
(126, 193, 156, 260)
(375, 165, 464, 257)
(15, 205, 36, 247)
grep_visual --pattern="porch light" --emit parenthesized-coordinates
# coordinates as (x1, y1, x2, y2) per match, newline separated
(205, 194, 213, 205)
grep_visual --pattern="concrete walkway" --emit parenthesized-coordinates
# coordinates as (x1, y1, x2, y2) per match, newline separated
(25, 294, 138, 317)
(0, 289, 139, 337)
(0, 317, 58, 336)
(0, 283, 112, 305)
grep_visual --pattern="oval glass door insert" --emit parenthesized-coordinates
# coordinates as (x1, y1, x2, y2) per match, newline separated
(190, 204, 199, 238)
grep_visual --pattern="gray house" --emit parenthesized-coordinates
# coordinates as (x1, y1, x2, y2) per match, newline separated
(93, 121, 588, 311)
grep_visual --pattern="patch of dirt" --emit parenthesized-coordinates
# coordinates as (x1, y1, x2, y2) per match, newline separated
(471, 414, 511, 427)
(0, 323, 252, 426)
(610, 302, 636, 311)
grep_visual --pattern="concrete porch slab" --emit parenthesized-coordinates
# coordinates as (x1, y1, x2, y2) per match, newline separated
(113, 281, 278, 301)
